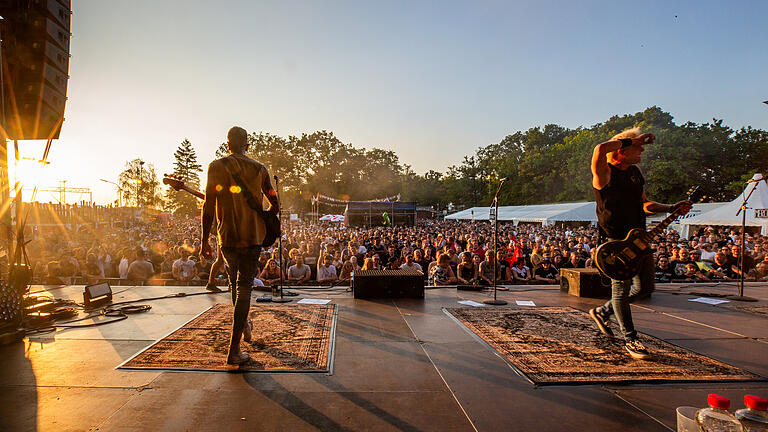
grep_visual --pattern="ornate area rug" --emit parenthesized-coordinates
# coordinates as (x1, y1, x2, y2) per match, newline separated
(445, 306, 761, 385)
(120, 304, 336, 372)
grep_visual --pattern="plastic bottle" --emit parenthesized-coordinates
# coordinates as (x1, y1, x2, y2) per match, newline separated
(696, 394, 745, 432)
(735, 395, 768, 432)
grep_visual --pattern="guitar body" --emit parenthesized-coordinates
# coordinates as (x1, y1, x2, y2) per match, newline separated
(258, 210, 280, 247)
(594, 228, 652, 281)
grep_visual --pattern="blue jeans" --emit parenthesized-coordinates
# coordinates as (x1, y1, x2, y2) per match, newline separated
(220, 246, 261, 353)
(596, 241, 655, 341)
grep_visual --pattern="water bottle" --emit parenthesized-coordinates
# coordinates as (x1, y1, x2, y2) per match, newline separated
(696, 394, 745, 432)
(735, 395, 768, 432)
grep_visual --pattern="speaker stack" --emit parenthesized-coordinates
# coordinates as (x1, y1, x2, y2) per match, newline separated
(0, 0, 71, 140)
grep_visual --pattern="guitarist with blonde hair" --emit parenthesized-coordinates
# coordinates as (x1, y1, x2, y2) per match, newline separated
(589, 127, 691, 359)
(200, 126, 279, 365)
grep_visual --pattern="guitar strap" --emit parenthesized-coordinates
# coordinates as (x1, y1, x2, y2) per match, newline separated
(220, 156, 265, 212)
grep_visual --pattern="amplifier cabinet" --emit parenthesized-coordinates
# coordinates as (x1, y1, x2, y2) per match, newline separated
(559, 268, 610, 298)
(352, 269, 425, 299)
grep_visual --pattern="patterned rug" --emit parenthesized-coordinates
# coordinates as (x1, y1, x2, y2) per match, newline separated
(445, 306, 761, 385)
(120, 304, 335, 372)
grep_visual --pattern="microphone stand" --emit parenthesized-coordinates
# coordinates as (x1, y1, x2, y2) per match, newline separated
(484, 178, 507, 306)
(727, 179, 759, 302)
(271, 175, 291, 303)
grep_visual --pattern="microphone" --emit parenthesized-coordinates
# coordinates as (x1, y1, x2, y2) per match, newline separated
(745, 176, 764, 183)
(274, 175, 279, 181)
(499, 177, 508, 182)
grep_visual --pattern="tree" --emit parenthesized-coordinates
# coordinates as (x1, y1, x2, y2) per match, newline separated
(165, 139, 203, 216)
(118, 159, 163, 208)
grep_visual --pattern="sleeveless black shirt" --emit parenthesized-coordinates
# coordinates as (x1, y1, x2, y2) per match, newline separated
(593, 164, 646, 239)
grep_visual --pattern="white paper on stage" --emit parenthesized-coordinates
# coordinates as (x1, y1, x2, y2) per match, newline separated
(516, 300, 536, 306)
(297, 298, 332, 305)
(688, 297, 729, 305)
(458, 300, 485, 307)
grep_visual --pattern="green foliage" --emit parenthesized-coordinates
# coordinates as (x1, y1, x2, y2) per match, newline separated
(165, 139, 203, 217)
(118, 159, 163, 208)
(194, 106, 767, 211)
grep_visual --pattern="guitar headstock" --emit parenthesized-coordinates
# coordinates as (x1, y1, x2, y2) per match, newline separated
(163, 174, 185, 191)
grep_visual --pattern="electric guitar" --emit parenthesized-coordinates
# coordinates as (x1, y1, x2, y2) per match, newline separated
(594, 187, 700, 280)
(163, 175, 281, 247)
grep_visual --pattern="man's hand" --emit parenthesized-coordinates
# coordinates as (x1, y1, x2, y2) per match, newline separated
(633, 133, 655, 145)
(672, 200, 693, 215)
(200, 241, 213, 260)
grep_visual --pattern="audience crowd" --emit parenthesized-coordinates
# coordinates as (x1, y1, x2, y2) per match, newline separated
(25, 215, 768, 288)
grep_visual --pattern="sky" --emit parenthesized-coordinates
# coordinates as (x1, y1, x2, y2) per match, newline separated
(12, 0, 768, 204)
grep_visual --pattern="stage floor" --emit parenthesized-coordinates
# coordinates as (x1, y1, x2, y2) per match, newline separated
(2, 282, 767, 431)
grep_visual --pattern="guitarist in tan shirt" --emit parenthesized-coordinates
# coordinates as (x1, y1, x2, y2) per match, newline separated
(200, 126, 279, 365)
(588, 127, 690, 360)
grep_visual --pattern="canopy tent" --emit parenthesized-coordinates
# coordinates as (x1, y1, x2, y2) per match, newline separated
(445, 202, 598, 225)
(647, 202, 728, 229)
(678, 174, 768, 237)
(319, 214, 345, 222)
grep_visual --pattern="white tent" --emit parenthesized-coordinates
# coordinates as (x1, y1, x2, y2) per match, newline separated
(319, 214, 345, 222)
(678, 174, 768, 237)
(445, 202, 597, 225)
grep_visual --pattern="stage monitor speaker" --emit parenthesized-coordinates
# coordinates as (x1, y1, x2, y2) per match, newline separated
(0, 0, 71, 140)
(560, 268, 610, 298)
(83, 282, 112, 308)
(352, 269, 424, 299)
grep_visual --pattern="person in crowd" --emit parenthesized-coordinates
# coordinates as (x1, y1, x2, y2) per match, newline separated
(85, 253, 105, 282)
(361, 257, 376, 271)
(371, 254, 383, 270)
(118, 248, 131, 280)
(400, 252, 423, 272)
(127, 248, 154, 283)
(749, 259, 768, 281)
(729, 245, 755, 279)
(654, 256, 675, 283)
(699, 243, 716, 263)
(430, 253, 457, 286)
(287, 255, 312, 284)
(258, 258, 282, 286)
(534, 259, 559, 284)
(478, 250, 498, 286)
(708, 252, 735, 281)
(511, 257, 531, 283)
(677, 263, 710, 283)
(456, 252, 477, 285)
(670, 247, 696, 278)
(339, 261, 354, 283)
(495, 250, 512, 282)
(317, 254, 338, 283)
(560, 251, 584, 269)
(172, 254, 198, 282)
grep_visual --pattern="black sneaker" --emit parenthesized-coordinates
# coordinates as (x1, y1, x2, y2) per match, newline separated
(205, 283, 223, 293)
(589, 308, 614, 337)
(624, 339, 651, 360)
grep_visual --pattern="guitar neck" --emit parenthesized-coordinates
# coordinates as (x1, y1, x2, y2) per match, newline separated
(183, 186, 205, 200)
(643, 208, 683, 241)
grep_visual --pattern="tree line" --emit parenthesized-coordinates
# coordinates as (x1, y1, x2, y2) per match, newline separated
(117, 106, 768, 216)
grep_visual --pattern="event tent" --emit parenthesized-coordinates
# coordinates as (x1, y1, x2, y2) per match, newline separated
(319, 214, 345, 222)
(444, 202, 597, 225)
(678, 174, 768, 237)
